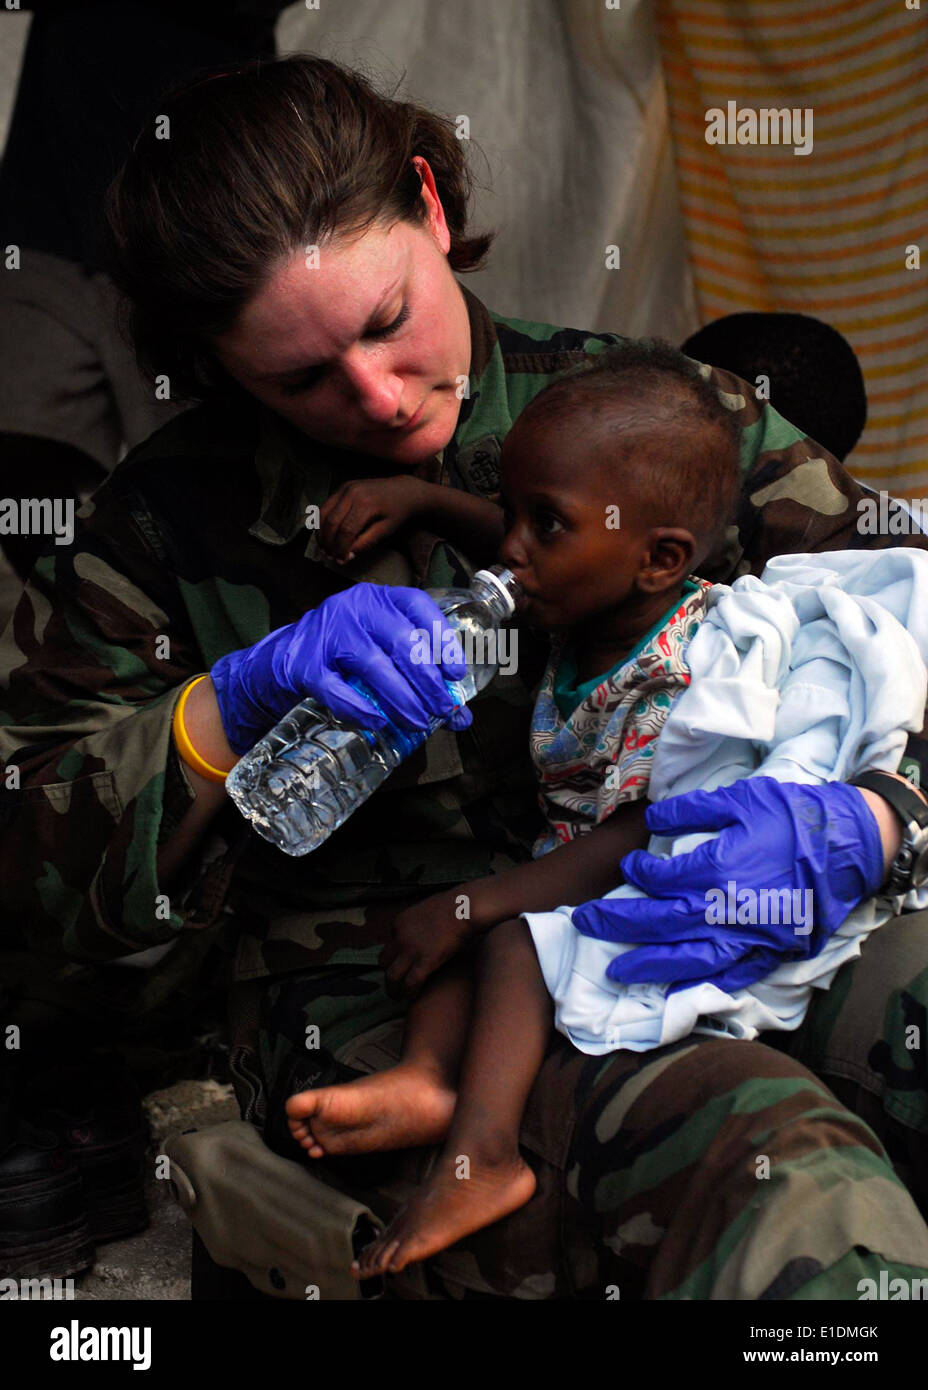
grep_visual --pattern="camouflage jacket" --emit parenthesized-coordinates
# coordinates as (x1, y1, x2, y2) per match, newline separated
(1, 283, 925, 974)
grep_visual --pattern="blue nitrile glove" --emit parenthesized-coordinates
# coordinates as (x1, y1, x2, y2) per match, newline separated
(573, 778, 886, 995)
(604, 936, 786, 996)
(210, 582, 473, 755)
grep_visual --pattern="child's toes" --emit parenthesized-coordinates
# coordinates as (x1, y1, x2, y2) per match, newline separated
(285, 1092, 315, 1118)
(288, 1120, 325, 1157)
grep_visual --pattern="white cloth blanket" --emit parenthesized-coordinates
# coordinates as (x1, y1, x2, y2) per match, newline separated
(523, 550, 928, 1054)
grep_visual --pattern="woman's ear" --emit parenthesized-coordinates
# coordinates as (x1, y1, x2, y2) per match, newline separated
(638, 527, 696, 594)
(412, 156, 451, 253)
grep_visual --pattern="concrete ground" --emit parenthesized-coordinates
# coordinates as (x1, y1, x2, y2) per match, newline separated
(72, 1079, 239, 1302)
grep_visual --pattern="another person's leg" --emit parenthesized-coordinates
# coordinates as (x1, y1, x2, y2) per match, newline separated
(91, 266, 191, 455)
(0, 249, 120, 609)
(354, 916, 551, 1276)
(0, 250, 188, 595)
(0, 250, 124, 480)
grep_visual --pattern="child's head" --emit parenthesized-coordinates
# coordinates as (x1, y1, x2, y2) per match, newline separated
(498, 339, 741, 634)
(681, 312, 866, 462)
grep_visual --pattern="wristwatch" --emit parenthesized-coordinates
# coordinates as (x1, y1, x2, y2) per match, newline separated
(849, 770, 928, 896)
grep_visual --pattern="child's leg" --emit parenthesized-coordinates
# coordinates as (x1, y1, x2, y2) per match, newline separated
(286, 953, 473, 1158)
(353, 916, 552, 1277)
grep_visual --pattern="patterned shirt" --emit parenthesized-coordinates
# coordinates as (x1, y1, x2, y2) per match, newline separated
(531, 579, 712, 856)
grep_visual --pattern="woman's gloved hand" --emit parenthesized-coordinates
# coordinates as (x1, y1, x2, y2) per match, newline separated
(572, 778, 886, 994)
(210, 583, 473, 755)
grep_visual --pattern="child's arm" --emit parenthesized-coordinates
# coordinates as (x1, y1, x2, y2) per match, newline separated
(415, 485, 505, 567)
(382, 799, 652, 994)
(319, 476, 504, 568)
(467, 799, 651, 926)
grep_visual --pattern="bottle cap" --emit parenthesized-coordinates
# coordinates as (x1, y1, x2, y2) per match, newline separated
(474, 566, 523, 617)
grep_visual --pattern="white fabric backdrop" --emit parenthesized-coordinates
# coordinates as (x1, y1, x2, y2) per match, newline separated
(277, 0, 697, 340)
(0, 0, 697, 342)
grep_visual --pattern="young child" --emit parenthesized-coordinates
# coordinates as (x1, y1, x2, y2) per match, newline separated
(285, 339, 742, 1276)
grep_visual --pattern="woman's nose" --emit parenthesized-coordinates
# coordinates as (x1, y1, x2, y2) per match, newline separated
(338, 347, 404, 424)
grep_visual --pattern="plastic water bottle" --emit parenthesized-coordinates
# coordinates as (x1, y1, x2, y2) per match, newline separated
(226, 564, 523, 856)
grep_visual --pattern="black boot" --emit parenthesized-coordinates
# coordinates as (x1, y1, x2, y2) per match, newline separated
(0, 1100, 95, 1279)
(17, 1057, 150, 1244)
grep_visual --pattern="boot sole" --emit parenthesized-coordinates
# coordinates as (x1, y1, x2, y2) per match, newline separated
(0, 1165, 95, 1279)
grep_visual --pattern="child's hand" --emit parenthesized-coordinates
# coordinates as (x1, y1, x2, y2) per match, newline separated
(318, 476, 432, 564)
(380, 888, 479, 996)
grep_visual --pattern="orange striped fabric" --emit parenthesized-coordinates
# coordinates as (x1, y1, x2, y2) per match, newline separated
(656, 0, 928, 496)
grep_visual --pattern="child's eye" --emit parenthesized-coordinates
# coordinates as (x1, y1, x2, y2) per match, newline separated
(536, 511, 564, 538)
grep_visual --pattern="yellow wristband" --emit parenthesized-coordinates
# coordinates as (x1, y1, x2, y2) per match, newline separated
(173, 675, 234, 784)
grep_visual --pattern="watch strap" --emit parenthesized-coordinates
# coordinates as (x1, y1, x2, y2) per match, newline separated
(849, 770, 928, 831)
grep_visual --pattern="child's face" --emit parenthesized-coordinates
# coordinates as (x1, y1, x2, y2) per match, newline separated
(497, 411, 659, 632)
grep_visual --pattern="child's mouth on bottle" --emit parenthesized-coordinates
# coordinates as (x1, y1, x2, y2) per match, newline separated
(516, 589, 552, 622)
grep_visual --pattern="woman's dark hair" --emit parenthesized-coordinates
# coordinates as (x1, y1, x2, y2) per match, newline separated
(103, 54, 495, 401)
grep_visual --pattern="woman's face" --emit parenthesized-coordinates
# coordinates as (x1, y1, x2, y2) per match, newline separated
(211, 159, 471, 466)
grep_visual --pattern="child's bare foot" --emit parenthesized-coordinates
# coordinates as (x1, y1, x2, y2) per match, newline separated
(351, 1151, 536, 1277)
(285, 1062, 456, 1158)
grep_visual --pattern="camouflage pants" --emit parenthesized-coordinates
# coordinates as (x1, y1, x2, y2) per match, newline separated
(231, 906, 928, 1300)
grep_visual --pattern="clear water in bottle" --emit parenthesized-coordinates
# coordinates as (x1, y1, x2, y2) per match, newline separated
(226, 564, 523, 856)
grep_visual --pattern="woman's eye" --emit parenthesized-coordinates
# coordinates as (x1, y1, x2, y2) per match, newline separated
(279, 303, 411, 396)
(368, 302, 411, 339)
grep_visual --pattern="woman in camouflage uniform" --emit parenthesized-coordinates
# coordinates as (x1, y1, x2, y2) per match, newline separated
(2, 54, 928, 1298)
